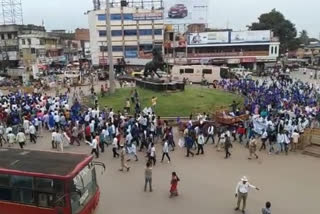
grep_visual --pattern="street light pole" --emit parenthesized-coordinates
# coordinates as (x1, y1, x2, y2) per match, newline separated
(105, 0, 115, 93)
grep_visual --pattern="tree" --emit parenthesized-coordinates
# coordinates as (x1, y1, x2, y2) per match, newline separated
(299, 30, 309, 45)
(248, 9, 298, 53)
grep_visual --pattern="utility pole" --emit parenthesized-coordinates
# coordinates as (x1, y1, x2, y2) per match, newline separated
(105, 0, 115, 93)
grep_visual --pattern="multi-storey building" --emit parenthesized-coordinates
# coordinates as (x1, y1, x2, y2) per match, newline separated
(165, 30, 280, 71)
(88, 6, 164, 66)
(0, 24, 45, 69)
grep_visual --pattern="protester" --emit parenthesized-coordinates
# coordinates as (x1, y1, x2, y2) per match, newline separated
(144, 162, 153, 192)
(119, 145, 130, 172)
(161, 139, 171, 163)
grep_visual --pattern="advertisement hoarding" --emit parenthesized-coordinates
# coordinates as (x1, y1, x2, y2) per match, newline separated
(231, 30, 271, 43)
(164, 0, 208, 24)
(133, 12, 163, 21)
(188, 32, 229, 45)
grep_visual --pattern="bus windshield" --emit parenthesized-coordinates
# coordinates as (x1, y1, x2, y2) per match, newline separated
(70, 164, 97, 214)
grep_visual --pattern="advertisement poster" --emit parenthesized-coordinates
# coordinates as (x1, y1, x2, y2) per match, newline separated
(164, 0, 208, 24)
(188, 32, 229, 45)
(231, 30, 271, 43)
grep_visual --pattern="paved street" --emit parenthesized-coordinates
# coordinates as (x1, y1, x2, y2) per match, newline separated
(7, 126, 319, 214)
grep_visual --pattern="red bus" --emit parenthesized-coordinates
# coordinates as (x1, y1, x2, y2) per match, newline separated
(0, 149, 105, 214)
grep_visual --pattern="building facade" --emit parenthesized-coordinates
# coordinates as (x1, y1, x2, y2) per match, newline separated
(88, 6, 164, 66)
(19, 32, 62, 70)
(165, 30, 280, 70)
(0, 24, 45, 70)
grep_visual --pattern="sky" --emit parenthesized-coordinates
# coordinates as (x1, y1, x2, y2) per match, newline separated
(22, 0, 320, 38)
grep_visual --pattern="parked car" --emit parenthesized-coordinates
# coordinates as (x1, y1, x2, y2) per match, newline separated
(168, 4, 188, 18)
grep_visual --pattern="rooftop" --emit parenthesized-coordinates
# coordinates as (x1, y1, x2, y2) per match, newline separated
(0, 149, 90, 177)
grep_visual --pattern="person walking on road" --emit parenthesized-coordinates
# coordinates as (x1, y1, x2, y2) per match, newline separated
(161, 140, 171, 163)
(235, 176, 260, 213)
(87, 135, 99, 158)
(196, 131, 205, 155)
(169, 172, 180, 198)
(16, 129, 26, 149)
(248, 137, 258, 159)
(149, 143, 156, 166)
(144, 162, 153, 192)
(225, 134, 232, 159)
(185, 135, 194, 157)
(205, 124, 215, 144)
(29, 124, 37, 144)
(119, 145, 130, 172)
(112, 137, 120, 158)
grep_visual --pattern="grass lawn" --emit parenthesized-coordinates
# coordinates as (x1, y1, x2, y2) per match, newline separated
(98, 86, 243, 117)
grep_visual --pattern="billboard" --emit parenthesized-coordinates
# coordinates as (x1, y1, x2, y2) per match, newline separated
(231, 30, 271, 43)
(188, 32, 229, 45)
(133, 12, 163, 21)
(164, 0, 208, 24)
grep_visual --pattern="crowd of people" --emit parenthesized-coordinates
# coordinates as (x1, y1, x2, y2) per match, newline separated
(3, 72, 320, 213)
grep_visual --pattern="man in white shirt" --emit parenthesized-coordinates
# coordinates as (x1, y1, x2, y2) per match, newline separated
(291, 130, 300, 152)
(55, 131, 63, 152)
(161, 140, 171, 163)
(7, 131, 16, 147)
(87, 136, 99, 158)
(51, 130, 57, 149)
(149, 143, 156, 166)
(29, 124, 37, 144)
(235, 176, 260, 213)
(205, 125, 215, 144)
(259, 130, 268, 151)
(16, 130, 26, 149)
(196, 132, 205, 155)
(112, 137, 119, 158)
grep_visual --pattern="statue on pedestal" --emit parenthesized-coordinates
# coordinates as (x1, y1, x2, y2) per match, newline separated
(144, 48, 166, 79)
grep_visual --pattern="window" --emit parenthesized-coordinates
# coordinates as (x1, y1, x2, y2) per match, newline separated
(1, 34, 4, 40)
(111, 30, 122, 37)
(203, 69, 212, 74)
(123, 14, 133, 20)
(139, 29, 152, 36)
(125, 46, 138, 58)
(7, 33, 12, 39)
(185, 69, 194, 74)
(27, 39, 31, 45)
(125, 46, 138, 51)
(154, 29, 162, 35)
(124, 30, 137, 36)
(275, 46, 278, 55)
(22, 39, 26, 45)
(11, 175, 34, 205)
(70, 166, 97, 214)
(110, 14, 122, 20)
(99, 30, 107, 37)
(271, 46, 274, 54)
(100, 46, 123, 52)
(31, 48, 36, 54)
(0, 174, 11, 201)
(180, 69, 184, 74)
(97, 14, 106, 21)
(112, 46, 123, 52)
(100, 46, 108, 52)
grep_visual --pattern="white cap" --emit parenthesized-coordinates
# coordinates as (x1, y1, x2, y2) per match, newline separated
(241, 176, 248, 182)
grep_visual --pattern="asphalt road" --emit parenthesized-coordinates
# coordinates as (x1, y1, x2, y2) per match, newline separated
(16, 128, 320, 214)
